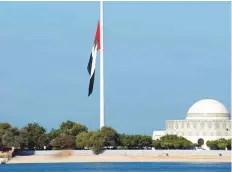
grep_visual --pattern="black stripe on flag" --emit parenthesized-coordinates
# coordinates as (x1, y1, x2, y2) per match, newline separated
(87, 42, 98, 96)
(88, 70, 95, 96)
(87, 53, 92, 75)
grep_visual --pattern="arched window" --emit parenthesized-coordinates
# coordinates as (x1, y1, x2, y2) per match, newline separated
(181, 122, 184, 128)
(175, 122, 178, 129)
(193, 122, 197, 129)
(223, 123, 226, 129)
(215, 122, 220, 129)
(200, 122, 204, 129)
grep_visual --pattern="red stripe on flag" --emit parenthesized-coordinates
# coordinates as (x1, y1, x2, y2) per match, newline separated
(94, 20, 100, 50)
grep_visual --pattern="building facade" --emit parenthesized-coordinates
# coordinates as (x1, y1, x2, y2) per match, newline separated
(153, 99, 231, 150)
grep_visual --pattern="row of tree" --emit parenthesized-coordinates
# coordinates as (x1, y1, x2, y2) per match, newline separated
(0, 121, 153, 154)
(0, 121, 231, 154)
(152, 135, 197, 149)
(152, 135, 231, 150)
(206, 138, 231, 150)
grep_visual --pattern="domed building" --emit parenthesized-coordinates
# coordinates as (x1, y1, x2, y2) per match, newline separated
(152, 99, 231, 150)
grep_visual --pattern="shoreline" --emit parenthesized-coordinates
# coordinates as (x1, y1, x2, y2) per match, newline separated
(7, 154, 231, 164)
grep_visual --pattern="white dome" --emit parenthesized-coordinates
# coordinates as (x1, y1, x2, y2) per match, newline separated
(186, 99, 230, 120)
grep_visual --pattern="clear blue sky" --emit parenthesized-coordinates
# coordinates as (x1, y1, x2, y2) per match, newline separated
(0, 2, 230, 135)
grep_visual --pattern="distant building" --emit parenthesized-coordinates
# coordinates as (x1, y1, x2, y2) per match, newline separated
(153, 99, 231, 150)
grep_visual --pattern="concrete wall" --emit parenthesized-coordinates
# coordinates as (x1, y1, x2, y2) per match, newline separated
(16, 150, 231, 156)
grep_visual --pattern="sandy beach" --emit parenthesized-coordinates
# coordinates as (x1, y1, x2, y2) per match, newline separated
(7, 154, 231, 164)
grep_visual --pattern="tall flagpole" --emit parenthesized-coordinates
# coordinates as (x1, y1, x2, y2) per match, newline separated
(100, 0, 105, 129)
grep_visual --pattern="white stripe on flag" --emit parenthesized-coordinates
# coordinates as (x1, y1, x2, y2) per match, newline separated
(90, 44, 98, 77)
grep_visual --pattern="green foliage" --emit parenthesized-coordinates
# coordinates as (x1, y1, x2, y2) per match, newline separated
(173, 140, 181, 149)
(49, 120, 88, 150)
(1, 121, 231, 153)
(153, 135, 193, 149)
(0, 126, 20, 149)
(206, 140, 217, 150)
(206, 138, 231, 150)
(59, 120, 88, 137)
(76, 132, 91, 149)
(217, 143, 227, 150)
(76, 126, 120, 154)
(60, 120, 74, 135)
(51, 134, 76, 149)
(0, 123, 13, 149)
(139, 135, 152, 148)
(23, 123, 47, 150)
(119, 134, 152, 149)
(0, 123, 11, 130)
(70, 123, 88, 136)
(60, 120, 75, 132)
(47, 129, 61, 141)
(88, 131, 105, 154)
(119, 134, 131, 147)
(16, 129, 29, 150)
(2, 129, 17, 148)
(100, 126, 119, 147)
(152, 139, 161, 149)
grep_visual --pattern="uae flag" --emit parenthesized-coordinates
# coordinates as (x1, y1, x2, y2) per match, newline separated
(87, 21, 101, 96)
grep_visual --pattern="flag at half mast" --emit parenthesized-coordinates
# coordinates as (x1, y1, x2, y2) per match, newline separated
(87, 20, 100, 96)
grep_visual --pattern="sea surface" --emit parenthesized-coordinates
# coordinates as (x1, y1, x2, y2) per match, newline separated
(0, 162, 231, 172)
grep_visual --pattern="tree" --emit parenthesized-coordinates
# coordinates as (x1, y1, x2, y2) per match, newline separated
(0, 127, 20, 150)
(152, 139, 161, 149)
(71, 123, 88, 136)
(217, 143, 227, 150)
(0, 123, 11, 130)
(139, 135, 152, 148)
(51, 134, 76, 149)
(119, 134, 131, 148)
(206, 140, 217, 150)
(76, 132, 91, 149)
(59, 120, 88, 137)
(24, 123, 47, 150)
(217, 139, 228, 150)
(173, 141, 181, 149)
(2, 129, 17, 148)
(47, 129, 61, 141)
(60, 120, 76, 135)
(206, 138, 230, 150)
(158, 135, 193, 149)
(100, 126, 119, 148)
(89, 131, 105, 154)
(161, 141, 173, 149)
(131, 135, 141, 148)
(15, 129, 29, 150)
(119, 134, 152, 149)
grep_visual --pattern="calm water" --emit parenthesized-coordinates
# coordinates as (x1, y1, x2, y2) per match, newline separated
(0, 162, 231, 172)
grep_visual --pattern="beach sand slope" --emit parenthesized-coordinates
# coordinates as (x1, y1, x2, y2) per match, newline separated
(8, 154, 231, 163)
